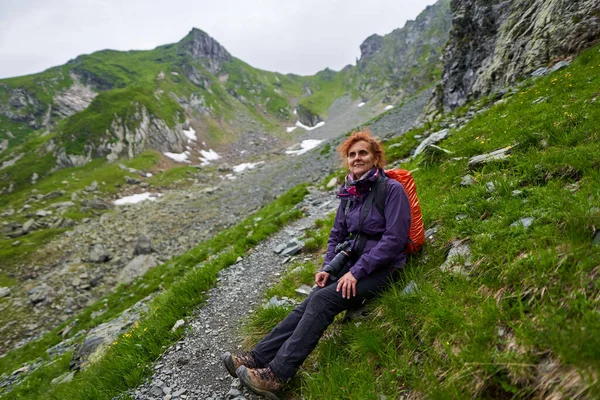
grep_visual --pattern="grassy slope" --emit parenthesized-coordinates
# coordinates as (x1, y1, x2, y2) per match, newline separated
(242, 45, 600, 399)
(0, 184, 308, 399)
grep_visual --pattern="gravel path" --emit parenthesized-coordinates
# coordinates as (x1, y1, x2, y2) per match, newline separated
(127, 187, 338, 400)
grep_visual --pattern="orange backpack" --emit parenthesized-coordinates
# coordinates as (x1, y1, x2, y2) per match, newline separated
(383, 169, 425, 254)
(341, 169, 425, 254)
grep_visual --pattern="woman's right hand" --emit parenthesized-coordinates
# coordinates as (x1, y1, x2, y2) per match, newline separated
(315, 271, 330, 287)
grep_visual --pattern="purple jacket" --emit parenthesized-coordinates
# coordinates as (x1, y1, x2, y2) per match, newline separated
(323, 177, 411, 280)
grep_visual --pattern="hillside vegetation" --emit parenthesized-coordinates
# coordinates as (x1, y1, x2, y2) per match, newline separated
(244, 44, 600, 399)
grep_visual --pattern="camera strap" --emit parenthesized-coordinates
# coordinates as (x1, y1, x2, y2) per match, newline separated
(346, 175, 387, 256)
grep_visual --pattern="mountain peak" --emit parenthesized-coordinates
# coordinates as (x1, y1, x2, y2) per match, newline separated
(359, 34, 384, 60)
(177, 28, 231, 73)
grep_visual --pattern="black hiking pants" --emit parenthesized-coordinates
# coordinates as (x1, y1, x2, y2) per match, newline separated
(251, 265, 400, 381)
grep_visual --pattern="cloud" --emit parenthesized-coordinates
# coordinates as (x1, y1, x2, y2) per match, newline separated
(0, 0, 438, 79)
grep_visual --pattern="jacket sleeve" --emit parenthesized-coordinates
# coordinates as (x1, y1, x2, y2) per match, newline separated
(349, 182, 411, 280)
(322, 200, 349, 268)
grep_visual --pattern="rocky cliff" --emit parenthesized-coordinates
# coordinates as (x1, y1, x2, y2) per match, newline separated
(352, 0, 452, 103)
(440, 0, 600, 110)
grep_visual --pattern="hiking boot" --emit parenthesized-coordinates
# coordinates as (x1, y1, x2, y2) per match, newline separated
(221, 351, 259, 378)
(237, 365, 283, 400)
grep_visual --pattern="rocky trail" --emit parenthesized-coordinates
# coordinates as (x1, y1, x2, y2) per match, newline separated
(124, 187, 338, 400)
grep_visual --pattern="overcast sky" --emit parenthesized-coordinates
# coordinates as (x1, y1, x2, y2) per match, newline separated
(0, 0, 438, 79)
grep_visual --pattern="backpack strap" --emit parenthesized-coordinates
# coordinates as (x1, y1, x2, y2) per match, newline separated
(353, 174, 387, 255)
(373, 175, 388, 217)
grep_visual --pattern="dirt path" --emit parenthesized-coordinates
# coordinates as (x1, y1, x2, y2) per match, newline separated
(126, 187, 338, 400)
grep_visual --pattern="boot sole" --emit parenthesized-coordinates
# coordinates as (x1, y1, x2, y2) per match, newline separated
(237, 366, 281, 400)
(220, 352, 238, 378)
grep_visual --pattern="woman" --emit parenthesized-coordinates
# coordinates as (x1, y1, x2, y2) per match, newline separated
(221, 131, 411, 399)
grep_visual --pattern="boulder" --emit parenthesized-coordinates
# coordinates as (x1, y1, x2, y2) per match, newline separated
(117, 254, 158, 284)
(468, 145, 516, 169)
(134, 235, 153, 255)
(0, 287, 10, 298)
(413, 129, 450, 156)
(82, 199, 112, 210)
(88, 244, 110, 263)
(440, 240, 472, 275)
(84, 181, 98, 192)
(460, 175, 476, 186)
(22, 219, 36, 233)
(28, 283, 55, 305)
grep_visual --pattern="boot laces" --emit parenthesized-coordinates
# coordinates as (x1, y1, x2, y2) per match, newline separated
(256, 366, 277, 383)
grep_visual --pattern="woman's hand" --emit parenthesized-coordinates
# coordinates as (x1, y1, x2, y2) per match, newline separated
(336, 271, 357, 298)
(315, 271, 330, 287)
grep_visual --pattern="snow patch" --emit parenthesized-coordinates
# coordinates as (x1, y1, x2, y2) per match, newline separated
(183, 127, 197, 141)
(295, 120, 325, 131)
(233, 161, 265, 173)
(164, 152, 190, 163)
(358, 102, 365, 107)
(146, 173, 153, 178)
(384, 105, 394, 111)
(199, 149, 220, 165)
(286, 126, 298, 133)
(293, 108, 297, 115)
(114, 192, 162, 206)
(286, 139, 324, 156)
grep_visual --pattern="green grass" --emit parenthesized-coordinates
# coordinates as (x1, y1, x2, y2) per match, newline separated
(237, 44, 600, 399)
(0, 184, 309, 399)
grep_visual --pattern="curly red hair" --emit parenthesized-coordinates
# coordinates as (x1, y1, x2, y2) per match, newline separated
(337, 130, 386, 169)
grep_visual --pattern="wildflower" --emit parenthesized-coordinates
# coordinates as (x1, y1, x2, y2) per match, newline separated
(481, 141, 485, 144)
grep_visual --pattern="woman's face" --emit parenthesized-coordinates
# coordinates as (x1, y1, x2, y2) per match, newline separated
(347, 140, 377, 179)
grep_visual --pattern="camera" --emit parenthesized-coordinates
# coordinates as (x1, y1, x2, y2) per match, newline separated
(322, 240, 353, 276)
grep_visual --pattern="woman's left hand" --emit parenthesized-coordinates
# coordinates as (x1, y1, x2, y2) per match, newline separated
(336, 271, 358, 299)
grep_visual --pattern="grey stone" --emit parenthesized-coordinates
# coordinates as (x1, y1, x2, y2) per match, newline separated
(50, 201, 75, 209)
(134, 235, 153, 255)
(455, 214, 468, 221)
(548, 60, 571, 73)
(468, 145, 517, 169)
(485, 181, 496, 193)
(440, 240, 472, 275)
(28, 283, 55, 305)
(413, 129, 450, 156)
(460, 175, 475, 186)
(0, 287, 10, 298)
(117, 254, 158, 284)
(593, 232, 600, 246)
(125, 176, 141, 184)
(82, 199, 112, 210)
(326, 177, 338, 189)
(84, 181, 98, 192)
(531, 67, 548, 77)
(22, 219, 36, 233)
(295, 284, 312, 297)
(171, 319, 185, 332)
(51, 371, 75, 386)
(88, 244, 110, 263)
(226, 388, 242, 399)
(510, 217, 533, 229)
(401, 280, 418, 295)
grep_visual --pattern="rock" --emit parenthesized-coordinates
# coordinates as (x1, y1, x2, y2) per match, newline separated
(439, 0, 599, 110)
(171, 319, 185, 332)
(71, 296, 150, 369)
(510, 217, 533, 229)
(12, 240, 21, 246)
(0, 287, 10, 298)
(460, 175, 476, 186)
(531, 67, 548, 77)
(548, 60, 571, 73)
(50, 201, 75, 209)
(413, 129, 450, 156)
(22, 219, 36, 233)
(51, 371, 75, 386)
(455, 214, 468, 221)
(36, 209, 52, 217)
(82, 199, 112, 210)
(43, 191, 65, 200)
(326, 177, 338, 189)
(88, 244, 110, 263)
(401, 280, 418, 295)
(485, 181, 496, 193)
(84, 181, 98, 192)
(295, 284, 312, 297)
(468, 145, 516, 169)
(134, 235, 153, 255)
(125, 176, 141, 184)
(31, 172, 39, 184)
(593, 232, 600, 246)
(117, 254, 158, 284)
(440, 240, 472, 275)
(28, 283, 55, 305)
